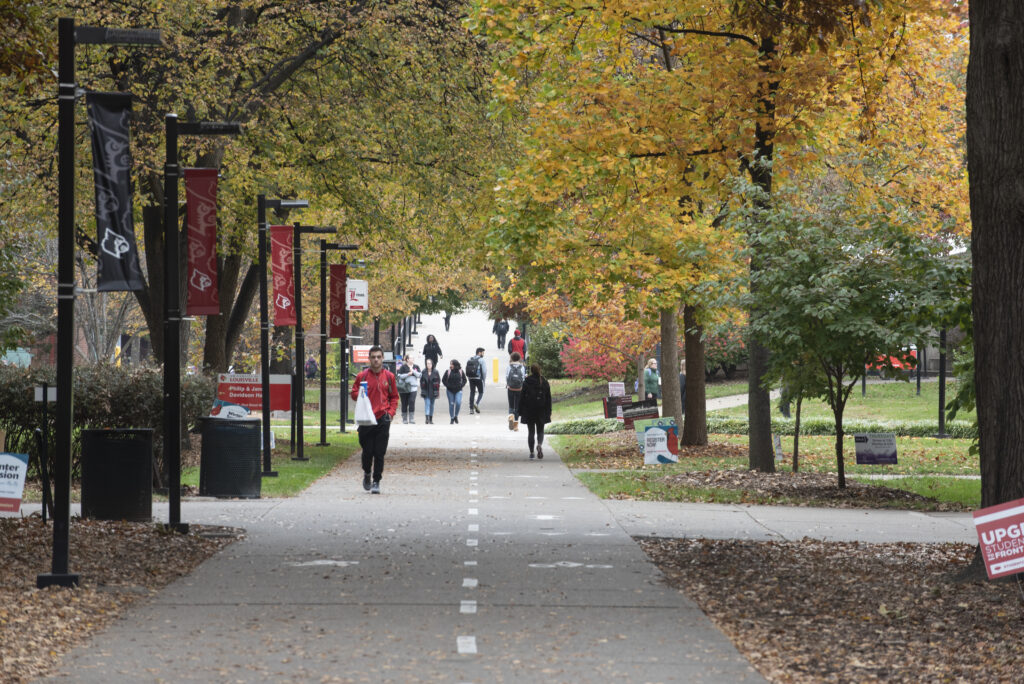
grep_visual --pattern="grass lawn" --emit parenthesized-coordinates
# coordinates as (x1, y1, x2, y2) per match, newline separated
(183, 432, 360, 497)
(849, 475, 980, 508)
(550, 378, 749, 421)
(710, 377, 973, 424)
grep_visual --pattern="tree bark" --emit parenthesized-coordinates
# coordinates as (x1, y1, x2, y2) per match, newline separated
(792, 395, 802, 473)
(659, 307, 682, 430)
(968, 2, 1024, 508)
(682, 304, 707, 446)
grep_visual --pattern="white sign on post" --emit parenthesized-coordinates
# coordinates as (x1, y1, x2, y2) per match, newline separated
(0, 452, 29, 513)
(34, 386, 57, 403)
(346, 279, 368, 311)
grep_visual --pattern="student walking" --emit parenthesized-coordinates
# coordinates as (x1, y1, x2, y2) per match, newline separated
(507, 328, 526, 359)
(397, 361, 421, 424)
(443, 359, 467, 424)
(422, 334, 443, 368)
(506, 351, 526, 431)
(643, 358, 661, 401)
(443, 310, 452, 331)
(349, 346, 399, 494)
(492, 319, 509, 350)
(420, 359, 441, 424)
(518, 364, 552, 459)
(466, 347, 485, 413)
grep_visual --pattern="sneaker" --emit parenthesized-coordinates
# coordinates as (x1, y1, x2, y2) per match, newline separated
(451, 417, 455, 424)
(508, 414, 514, 431)
(371, 481, 380, 494)
(513, 420, 519, 432)
(537, 445, 544, 460)
(454, 416, 459, 424)
(362, 472, 371, 491)
(529, 449, 535, 460)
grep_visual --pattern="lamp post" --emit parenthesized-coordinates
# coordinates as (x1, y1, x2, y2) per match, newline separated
(291, 224, 337, 461)
(257, 196, 308, 477)
(163, 117, 240, 535)
(40, 18, 162, 591)
(317, 241, 358, 446)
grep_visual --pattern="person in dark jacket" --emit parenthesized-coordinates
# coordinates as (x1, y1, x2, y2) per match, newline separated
(492, 319, 509, 349)
(419, 359, 441, 424)
(678, 359, 687, 417)
(442, 359, 467, 424)
(422, 334, 443, 368)
(518, 363, 552, 459)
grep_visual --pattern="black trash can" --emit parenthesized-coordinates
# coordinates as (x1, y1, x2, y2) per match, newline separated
(198, 417, 262, 499)
(80, 428, 153, 522)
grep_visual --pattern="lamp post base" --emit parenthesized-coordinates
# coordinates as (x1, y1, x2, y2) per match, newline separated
(291, 457, 310, 462)
(261, 471, 279, 478)
(37, 573, 81, 589)
(157, 522, 190, 535)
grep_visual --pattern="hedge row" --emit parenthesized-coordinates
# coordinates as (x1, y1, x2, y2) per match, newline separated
(546, 415, 977, 439)
(0, 364, 215, 481)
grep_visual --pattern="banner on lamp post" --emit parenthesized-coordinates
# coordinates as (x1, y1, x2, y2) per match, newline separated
(329, 263, 347, 338)
(269, 225, 296, 326)
(346, 278, 368, 311)
(184, 168, 220, 315)
(86, 92, 143, 291)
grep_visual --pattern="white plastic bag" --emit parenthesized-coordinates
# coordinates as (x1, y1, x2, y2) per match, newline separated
(354, 382, 377, 426)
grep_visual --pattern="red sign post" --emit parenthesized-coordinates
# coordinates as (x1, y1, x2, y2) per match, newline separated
(973, 497, 1024, 579)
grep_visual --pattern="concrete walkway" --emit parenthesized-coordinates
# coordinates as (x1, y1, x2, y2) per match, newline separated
(32, 309, 975, 682)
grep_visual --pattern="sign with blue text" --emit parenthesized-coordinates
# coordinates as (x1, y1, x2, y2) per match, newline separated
(644, 425, 679, 465)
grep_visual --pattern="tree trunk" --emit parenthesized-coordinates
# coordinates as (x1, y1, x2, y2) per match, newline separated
(793, 395, 802, 473)
(834, 402, 846, 489)
(968, 2, 1024, 509)
(682, 303, 707, 446)
(659, 307, 682, 431)
(746, 30, 779, 473)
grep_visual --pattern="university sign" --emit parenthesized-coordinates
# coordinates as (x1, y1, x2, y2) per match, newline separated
(974, 497, 1024, 579)
(217, 373, 291, 412)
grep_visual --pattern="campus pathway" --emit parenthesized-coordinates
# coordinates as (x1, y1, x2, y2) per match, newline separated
(35, 309, 975, 682)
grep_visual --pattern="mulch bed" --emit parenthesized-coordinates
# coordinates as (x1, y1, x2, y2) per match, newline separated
(639, 537, 1023, 683)
(0, 517, 241, 682)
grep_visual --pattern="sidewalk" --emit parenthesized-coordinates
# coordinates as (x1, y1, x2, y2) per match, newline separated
(33, 310, 973, 682)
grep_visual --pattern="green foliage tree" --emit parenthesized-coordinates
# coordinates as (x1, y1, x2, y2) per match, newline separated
(740, 188, 965, 488)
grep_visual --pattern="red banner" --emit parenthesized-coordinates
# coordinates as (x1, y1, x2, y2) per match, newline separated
(329, 263, 347, 338)
(184, 168, 220, 315)
(270, 225, 296, 326)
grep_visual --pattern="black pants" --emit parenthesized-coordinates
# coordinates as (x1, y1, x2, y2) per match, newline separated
(507, 389, 521, 419)
(527, 422, 545, 451)
(496, 333, 506, 349)
(469, 379, 484, 407)
(358, 419, 391, 482)
(400, 392, 417, 421)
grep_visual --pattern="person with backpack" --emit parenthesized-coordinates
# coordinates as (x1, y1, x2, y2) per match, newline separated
(419, 358, 441, 424)
(518, 363, 552, 459)
(507, 328, 526, 359)
(492, 319, 509, 350)
(466, 347, 486, 413)
(422, 334, 443, 368)
(506, 351, 526, 431)
(396, 361, 421, 424)
(442, 359, 468, 424)
(304, 355, 318, 380)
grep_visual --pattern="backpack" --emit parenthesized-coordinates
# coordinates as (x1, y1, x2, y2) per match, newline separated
(466, 356, 481, 379)
(507, 364, 525, 390)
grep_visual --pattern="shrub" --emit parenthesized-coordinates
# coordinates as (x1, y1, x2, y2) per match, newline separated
(560, 338, 630, 381)
(0, 364, 216, 484)
(528, 323, 565, 378)
(706, 415, 977, 439)
(546, 418, 622, 434)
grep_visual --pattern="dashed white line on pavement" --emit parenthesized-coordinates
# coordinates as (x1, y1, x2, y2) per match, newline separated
(468, 524, 479, 532)
(531, 515, 560, 520)
(469, 490, 478, 495)
(467, 539, 478, 547)
(457, 636, 477, 654)
(525, 496, 547, 500)
(471, 471, 479, 475)
(469, 499, 479, 503)
(464, 560, 477, 566)
(463, 578, 478, 588)
(460, 600, 478, 614)
(468, 508, 478, 515)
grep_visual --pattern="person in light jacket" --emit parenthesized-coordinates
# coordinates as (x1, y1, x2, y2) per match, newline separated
(397, 362, 421, 424)
(419, 358, 441, 424)
(518, 364, 552, 459)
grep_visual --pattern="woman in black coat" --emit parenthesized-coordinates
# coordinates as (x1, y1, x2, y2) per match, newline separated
(419, 359, 441, 424)
(422, 334, 443, 368)
(518, 363, 552, 459)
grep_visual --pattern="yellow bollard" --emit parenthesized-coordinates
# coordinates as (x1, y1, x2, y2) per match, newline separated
(492, 357, 500, 384)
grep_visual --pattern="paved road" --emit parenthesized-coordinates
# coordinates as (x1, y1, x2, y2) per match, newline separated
(42, 310, 763, 682)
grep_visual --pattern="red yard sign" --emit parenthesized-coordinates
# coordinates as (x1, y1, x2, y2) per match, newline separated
(973, 497, 1024, 579)
(217, 374, 291, 412)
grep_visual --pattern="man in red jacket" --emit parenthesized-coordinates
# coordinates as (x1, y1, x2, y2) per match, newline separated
(507, 328, 526, 358)
(350, 346, 399, 494)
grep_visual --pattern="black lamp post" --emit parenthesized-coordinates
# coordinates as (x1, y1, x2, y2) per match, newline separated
(40, 18, 162, 590)
(257, 196, 308, 476)
(317, 241, 357, 445)
(291, 224, 337, 461)
(163, 117, 241, 535)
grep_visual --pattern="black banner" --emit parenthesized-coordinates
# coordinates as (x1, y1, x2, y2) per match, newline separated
(86, 92, 142, 291)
